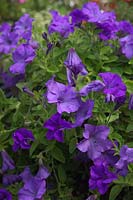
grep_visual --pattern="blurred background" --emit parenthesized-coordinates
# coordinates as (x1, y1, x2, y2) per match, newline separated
(0, 0, 133, 23)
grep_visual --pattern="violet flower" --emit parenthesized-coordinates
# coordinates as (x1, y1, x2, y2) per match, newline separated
(1, 151, 15, 173)
(45, 77, 81, 113)
(18, 165, 50, 200)
(82, 2, 116, 24)
(99, 72, 127, 103)
(0, 189, 12, 200)
(43, 113, 72, 142)
(14, 14, 34, 40)
(118, 20, 133, 35)
(89, 162, 117, 194)
(74, 99, 94, 127)
(77, 124, 110, 160)
(129, 94, 133, 110)
(115, 145, 133, 176)
(0, 28, 18, 54)
(9, 44, 36, 74)
(12, 128, 34, 152)
(64, 48, 87, 85)
(120, 34, 133, 59)
(48, 10, 74, 38)
(3, 174, 21, 187)
(0, 72, 24, 89)
(69, 9, 87, 26)
(80, 80, 105, 96)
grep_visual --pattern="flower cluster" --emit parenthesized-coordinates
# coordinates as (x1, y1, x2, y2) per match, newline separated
(48, 2, 133, 59)
(0, 1, 133, 199)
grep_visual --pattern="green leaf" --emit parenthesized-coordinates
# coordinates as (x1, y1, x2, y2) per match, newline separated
(114, 173, 133, 186)
(30, 140, 39, 156)
(51, 147, 65, 163)
(109, 185, 123, 200)
(125, 80, 133, 93)
(58, 165, 66, 183)
(69, 138, 77, 154)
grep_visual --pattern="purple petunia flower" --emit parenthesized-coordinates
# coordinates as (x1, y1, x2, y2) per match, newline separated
(118, 20, 133, 35)
(74, 99, 94, 127)
(80, 80, 105, 96)
(0, 189, 12, 200)
(82, 2, 116, 24)
(9, 44, 36, 74)
(129, 94, 133, 110)
(98, 72, 127, 102)
(1, 151, 15, 173)
(0, 23, 11, 33)
(89, 162, 117, 194)
(43, 112, 72, 142)
(48, 10, 74, 38)
(3, 174, 21, 187)
(120, 34, 133, 59)
(69, 9, 87, 26)
(0, 28, 18, 54)
(64, 48, 87, 86)
(18, 165, 50, 200)
(0, 72, 24, 89)
(77, 124, 110, 160)
(12, 128, 34, 152)
(115, 145, 133, 176)
(45, 77, 81, 113)
(14, 14, 34, 40)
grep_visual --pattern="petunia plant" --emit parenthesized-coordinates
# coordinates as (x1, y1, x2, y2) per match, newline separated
(0, 1, 133, 200)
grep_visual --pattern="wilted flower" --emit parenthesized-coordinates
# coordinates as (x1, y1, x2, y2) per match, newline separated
(18, 165, 50, 200)
(115, 145, 133, 176)
(43, 113, 72, 142)
(64, 48, 87, 85)
(45, 77, 81, 113)
(1, 151, 15, 173)
(10, 44, 36, 74)
(99, 72, 127, 102)
(129, 94, 133, 110)
(120, 34, 133, 59)
(12, 128, 34, 152)
(77, 124, 110, 160)
(0, 189, 12, 200)
(14, 14, 34, 40)
(48, 10, 74, 38)
(89, 162, 117, 194)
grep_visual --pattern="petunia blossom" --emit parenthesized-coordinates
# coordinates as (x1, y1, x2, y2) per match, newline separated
(115, 145, 133, 176)
(43, 113, 72, 142)
(1, 151, 15, 173)
(98, 72, 127, 103)
(18, 165, 50, 200)
(48, 10, 74, 38)
(45, 77, 81, 113)
(14, 14, 34, 40)
(9, 44, 36, 74)
(12, 128, 34, 152)
(89, 162, 117, 194)
(120, 34, 133, 59)
(64, 48, 87, 86)
(0, 189, 12, 200)
(129, 94, 133, 110)
(77, 124, 110, 160)
(74, 99, 94, 127)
